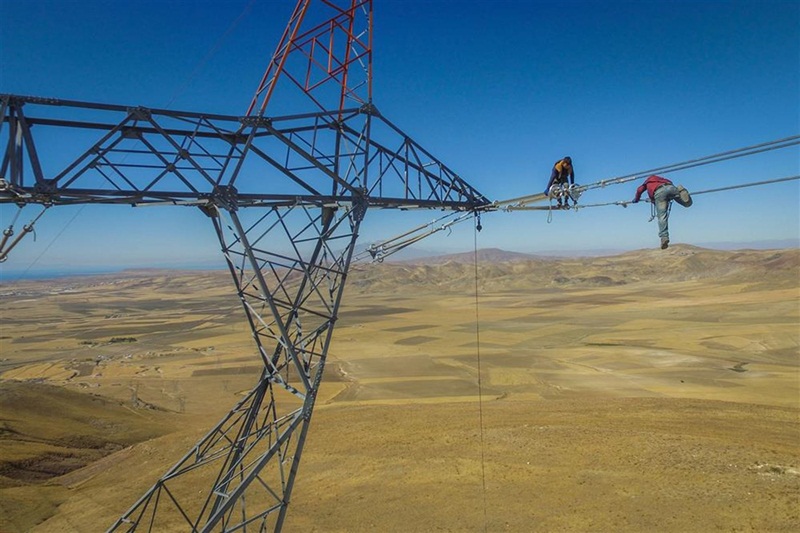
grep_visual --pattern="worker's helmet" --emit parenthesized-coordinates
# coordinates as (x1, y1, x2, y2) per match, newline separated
(564, 156, 572, 164)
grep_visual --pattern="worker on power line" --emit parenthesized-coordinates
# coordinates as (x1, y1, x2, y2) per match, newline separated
(631, 175, 692, 249)
(544, 156, 576, 208)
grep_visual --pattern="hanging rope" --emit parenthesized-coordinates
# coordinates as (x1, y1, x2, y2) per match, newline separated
(472, 214, 489, 533)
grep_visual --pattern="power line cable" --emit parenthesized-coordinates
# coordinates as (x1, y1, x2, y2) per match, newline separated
(572, 174, 800, 210)
(494, 135, 800, 209)
(577, 135, 800, 193)
(163, 0, 258, 110)
(363, 165, 799, 259)
(692, 174, 800, 196)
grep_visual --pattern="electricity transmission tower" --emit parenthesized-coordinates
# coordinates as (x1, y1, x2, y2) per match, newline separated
(0, 1, 489, 530)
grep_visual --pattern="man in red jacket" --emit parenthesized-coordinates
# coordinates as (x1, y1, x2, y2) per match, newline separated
(632, 175, 692, 249)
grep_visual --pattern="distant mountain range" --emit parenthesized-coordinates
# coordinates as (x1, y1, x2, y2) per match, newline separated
(2, 240, 797, 282)
(376, 239, 800, 263)
(346, 244, 800, 294)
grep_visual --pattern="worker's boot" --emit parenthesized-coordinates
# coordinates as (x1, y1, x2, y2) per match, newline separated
(676, 185, 693, 207)
(660, 237, 669, 249)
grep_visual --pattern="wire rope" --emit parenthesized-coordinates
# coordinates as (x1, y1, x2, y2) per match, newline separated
(577, 135, 800, 194)
(360, 166, 799, 262)
(493, 135, 800, 209)
(572, 174, 800, 210)
(164, 0, 258, 110)
(692, 174, 800, 196)
(472, 214, 488, 533)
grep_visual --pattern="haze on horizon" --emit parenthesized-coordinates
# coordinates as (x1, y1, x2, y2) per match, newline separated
(1, 1, 798, 275)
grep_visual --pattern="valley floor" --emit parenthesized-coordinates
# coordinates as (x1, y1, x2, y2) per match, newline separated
(1, 247, 798, 531)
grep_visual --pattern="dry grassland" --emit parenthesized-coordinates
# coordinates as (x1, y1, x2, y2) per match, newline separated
(0, 245, 798, 532)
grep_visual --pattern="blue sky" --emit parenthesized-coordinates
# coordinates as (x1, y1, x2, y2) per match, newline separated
(1, 0, 798, 277)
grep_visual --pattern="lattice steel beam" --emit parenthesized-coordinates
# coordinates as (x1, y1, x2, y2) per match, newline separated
(0, 2, 489, 530)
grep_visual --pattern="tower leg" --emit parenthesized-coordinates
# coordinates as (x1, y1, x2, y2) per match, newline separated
(110, 200, 365, 532)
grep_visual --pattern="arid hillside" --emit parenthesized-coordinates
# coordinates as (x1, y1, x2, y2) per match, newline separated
(348, 245, 800, 292)
(0, 245, 798, 532)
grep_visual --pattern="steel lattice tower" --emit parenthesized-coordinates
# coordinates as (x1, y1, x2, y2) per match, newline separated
(0, 1, 489, 530)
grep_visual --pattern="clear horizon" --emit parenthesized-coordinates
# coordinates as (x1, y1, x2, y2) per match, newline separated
(2, 238, 798, 282)
(1, 1, 798, 274)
